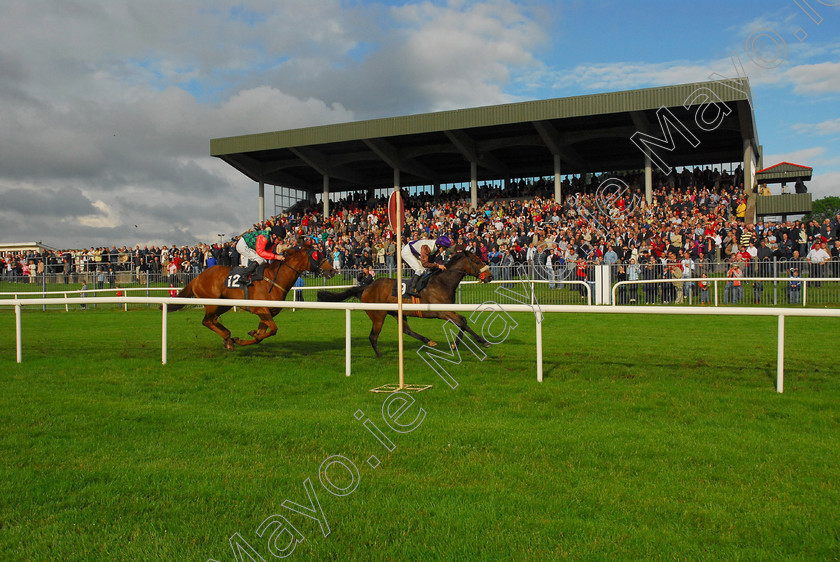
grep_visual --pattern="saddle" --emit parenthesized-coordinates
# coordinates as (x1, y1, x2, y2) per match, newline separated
(392, 271, 433, 297)
(225, 263, 268, 299)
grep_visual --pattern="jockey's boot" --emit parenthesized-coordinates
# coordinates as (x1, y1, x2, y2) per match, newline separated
(243, 261, 259, 285)
(406, 273, 422, 297)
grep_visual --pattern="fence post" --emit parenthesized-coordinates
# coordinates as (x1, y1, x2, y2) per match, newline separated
(777, 314, 785, 393)
(42, 272, 47, 312)
(15, 303, 22, 363)
(536, 314, 543, 383)
(803, 279, 807, 307)
(714, 278, 719, 307)
(773, 257, 778, 306)
(161, 303, 168, 365)
(346, 309, 352, 377)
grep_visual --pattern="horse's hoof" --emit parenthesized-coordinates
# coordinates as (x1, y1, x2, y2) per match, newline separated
(224, 340, 235, 351)
(482, 341, 491, 348)
(428, 340, 437, 347)
(248, 330, 258, 337)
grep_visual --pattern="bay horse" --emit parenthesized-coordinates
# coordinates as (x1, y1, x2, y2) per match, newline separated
(317, 249, 493, 357)
(168, 244, 335, 350)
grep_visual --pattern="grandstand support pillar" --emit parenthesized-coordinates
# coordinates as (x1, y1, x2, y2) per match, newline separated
(470, 161, 478, 209)
(323, 175, 330, 218)
(644, 155, 653, 205)
(743, 139, 757, 225)
(554, 154, 562, 203)
(258, 181, 265, 224)
(434, 182, 440, 198)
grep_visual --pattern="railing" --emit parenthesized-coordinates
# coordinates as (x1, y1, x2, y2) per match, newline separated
(4, 295, 840, 393)
(611, 277, 839, 307)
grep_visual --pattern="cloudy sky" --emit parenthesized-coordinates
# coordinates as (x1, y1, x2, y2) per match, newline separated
(1, 0, 838, 249)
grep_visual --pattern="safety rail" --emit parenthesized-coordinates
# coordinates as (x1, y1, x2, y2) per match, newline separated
(4, 295, 840, 393)
(612, 277, 840, 307)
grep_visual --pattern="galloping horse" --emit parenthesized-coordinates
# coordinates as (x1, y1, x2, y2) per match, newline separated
(317, 249, 493, 357)
(168, 244, 335, 350)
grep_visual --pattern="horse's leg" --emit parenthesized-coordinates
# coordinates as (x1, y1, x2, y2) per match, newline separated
(234, 307, 277, 346)
(365, 311, 386, 358)
(440, 312, 491, 348)
(248, 321, 269, 338)
(249, 307, 283, 337)
(202, 305, 236, 350)
(401, 317, 437, 348)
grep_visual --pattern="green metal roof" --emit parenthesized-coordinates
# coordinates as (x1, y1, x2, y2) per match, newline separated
(756, 162, 812, 184)
(211, 79, 758, 193)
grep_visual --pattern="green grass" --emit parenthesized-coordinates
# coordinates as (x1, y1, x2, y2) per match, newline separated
(1, 307, 839, 560)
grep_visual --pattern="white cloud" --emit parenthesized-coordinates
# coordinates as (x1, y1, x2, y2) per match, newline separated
(763, 146, 840, 168)
(805, 171, 840, 199)
(793, 117, 840, 136)
(782, 61, 840, 94)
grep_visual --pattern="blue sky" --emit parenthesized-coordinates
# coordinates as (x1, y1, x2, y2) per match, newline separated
(0, 0, 838, 248)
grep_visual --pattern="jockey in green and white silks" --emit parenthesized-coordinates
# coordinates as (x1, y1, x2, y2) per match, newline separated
(235, 224, 288, 282)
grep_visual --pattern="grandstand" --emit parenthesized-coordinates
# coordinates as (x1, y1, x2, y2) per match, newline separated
(211, 79, 762, 222)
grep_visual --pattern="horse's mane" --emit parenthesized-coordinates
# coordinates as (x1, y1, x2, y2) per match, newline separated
(442, 247, 470, 268)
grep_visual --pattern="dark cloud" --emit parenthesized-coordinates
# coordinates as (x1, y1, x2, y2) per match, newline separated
(0, 185, 101, 217)
(0, 0, 545, 249)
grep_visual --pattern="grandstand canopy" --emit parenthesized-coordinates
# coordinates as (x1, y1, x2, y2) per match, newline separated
(211, 79, 759, 215)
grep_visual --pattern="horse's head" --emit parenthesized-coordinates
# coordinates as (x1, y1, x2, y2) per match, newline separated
(450, 247, 493, 283)
(288, 243, 337, 279)
(305, 244, 337, 278)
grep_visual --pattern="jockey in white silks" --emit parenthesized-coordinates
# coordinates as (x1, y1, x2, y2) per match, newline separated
(400, 235, 451, 296)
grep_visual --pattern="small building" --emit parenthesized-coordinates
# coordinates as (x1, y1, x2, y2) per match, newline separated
(0, 242, 61, 259)
(755, 162, 813, 221)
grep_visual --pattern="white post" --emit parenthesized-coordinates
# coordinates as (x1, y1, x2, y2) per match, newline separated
(714, 279, 719, 307)
(64, 293, 69, 312)
(345, 308, 352, 377)
(161, 303, 168, 365)
(554, 154, 562, 203)
(777, 314, 785, 393)
(802, 280, 807, 307)
(15, 303, 22, 363)
(644, 154, 653, 205)
(536, 314, 543, 382)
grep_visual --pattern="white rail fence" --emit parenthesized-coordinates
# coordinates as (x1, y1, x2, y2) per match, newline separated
(4, 295, 840, 393)
(612, 277, 839, 307)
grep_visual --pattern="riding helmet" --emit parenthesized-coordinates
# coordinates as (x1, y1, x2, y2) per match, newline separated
(271, 224, 287, 239)
(435, 235, 451, 248)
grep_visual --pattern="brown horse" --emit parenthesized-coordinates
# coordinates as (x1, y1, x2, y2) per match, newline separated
(317, 249, 493, 357)
(169, 244, 335, 350)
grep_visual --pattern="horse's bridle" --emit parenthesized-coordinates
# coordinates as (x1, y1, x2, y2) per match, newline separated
(455, 250, 491, 282)
(277, 246, 330, 276)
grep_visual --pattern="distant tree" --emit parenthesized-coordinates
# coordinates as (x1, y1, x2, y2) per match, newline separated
(804, 196, 840, 222)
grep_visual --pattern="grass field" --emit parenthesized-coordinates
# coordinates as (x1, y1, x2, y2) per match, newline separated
(1, 305, 839, 560)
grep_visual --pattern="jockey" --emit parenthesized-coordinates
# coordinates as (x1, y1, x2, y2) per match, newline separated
(235, 224, 289, 284)
(401, 235, 451, 296)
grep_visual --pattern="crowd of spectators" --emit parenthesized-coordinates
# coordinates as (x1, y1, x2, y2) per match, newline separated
(3, 166, 840, 306)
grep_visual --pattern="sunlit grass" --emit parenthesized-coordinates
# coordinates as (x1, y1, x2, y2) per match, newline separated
(1, 308, 838, 560)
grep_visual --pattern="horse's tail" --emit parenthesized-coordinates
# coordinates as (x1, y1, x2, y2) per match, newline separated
(165, 280, 195, 312)
(317, 285, 365, 302)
